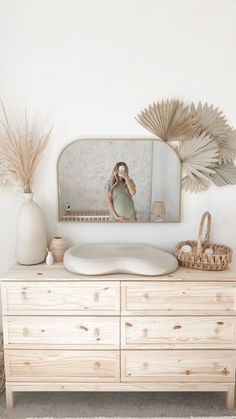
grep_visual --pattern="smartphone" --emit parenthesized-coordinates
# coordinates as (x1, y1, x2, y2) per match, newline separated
(118, 165, 126, 175)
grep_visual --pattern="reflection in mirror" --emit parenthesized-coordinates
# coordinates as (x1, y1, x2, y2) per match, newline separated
(58, 139, 181, 222)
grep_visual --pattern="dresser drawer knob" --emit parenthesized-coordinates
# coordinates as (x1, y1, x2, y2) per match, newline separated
(94, 362, 101, 370)
(94, 328, 100, 338)
(126, 322, 132, 327)
(142, 328, 148, 337)
(21, 291, 27, 300)
(185, 369, 191, 375)
(94, 292, 99, 302)
(24, 361, 31, 368)
(217, 321, 224, 325)
(173, 325, 182, 330)
(222, 368, 229, 376)
(23, 328, 29, 337)
(143, 293, 149, 302)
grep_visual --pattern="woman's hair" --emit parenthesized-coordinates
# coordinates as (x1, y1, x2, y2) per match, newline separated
(106, 161, 129, 193)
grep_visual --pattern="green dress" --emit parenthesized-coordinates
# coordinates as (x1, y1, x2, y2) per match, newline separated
(109, 183, 136, 222)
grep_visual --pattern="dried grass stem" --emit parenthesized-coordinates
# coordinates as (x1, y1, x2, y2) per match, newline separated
(0, 101, 52, 192)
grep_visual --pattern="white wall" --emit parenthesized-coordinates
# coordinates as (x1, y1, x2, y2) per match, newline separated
(151, 141, 181, 221)
(1, 0, 236, 317)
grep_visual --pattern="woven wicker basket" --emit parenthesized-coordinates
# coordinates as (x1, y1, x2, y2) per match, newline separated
(176, 211, 233, 271)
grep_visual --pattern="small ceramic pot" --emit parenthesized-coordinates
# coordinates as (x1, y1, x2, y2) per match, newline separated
(50, 237, 66, 262)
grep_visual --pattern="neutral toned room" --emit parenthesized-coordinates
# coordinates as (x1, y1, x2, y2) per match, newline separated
(1, 0, 236, 418)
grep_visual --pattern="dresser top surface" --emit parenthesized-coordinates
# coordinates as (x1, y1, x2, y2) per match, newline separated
(1, 262, 236, 282)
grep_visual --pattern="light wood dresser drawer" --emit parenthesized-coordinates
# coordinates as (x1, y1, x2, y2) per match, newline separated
(121, 282, 236, 315)
(3, 316, 120, 349)
(1, 281, 120, 315)
(5, 350, 120, 382)
(121, 316, 236, 349)
(121, 350, 236, 382)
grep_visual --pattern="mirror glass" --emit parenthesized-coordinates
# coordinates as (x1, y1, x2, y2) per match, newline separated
(58, 139, 181, 222)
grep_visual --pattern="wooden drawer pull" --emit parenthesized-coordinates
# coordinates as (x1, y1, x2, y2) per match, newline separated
(142, 328, 148, 337)
(185, 369, 191, 375)
(94, 328, 100, 339)
(21, 291, 27, 300)
(143, 293, 149, 302)
(126, 322, 132, 327)
(217, 321, 224, 325)
(94, 292, 99, 302)
(23, 327, 29, 337)
(24, 361, 31, 368)
(94, 362, 101, 370)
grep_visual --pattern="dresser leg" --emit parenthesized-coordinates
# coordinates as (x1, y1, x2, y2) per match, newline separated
(226, 384, 235, 410)
(6, 385, 14, 409)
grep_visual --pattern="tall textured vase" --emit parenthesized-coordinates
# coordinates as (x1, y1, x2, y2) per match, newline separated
(15, 193, 47, 265)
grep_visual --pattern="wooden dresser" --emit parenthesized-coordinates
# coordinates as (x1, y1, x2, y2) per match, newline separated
(1, 263, 236, 409)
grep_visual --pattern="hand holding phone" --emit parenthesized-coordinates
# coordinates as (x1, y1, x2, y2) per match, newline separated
(118, 165, 126, 176)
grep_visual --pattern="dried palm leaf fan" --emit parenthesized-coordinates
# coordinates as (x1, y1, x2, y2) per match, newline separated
(178, 132, 220, 192)
(209, 162, 236, 186)
(176, 211, 232, 270)
(191, 103, 236, 164)
(216, 127, 236, 164)
(191, 102, 228, 137)
(136, 99, 236, 192)
(136, 99, 198, 142)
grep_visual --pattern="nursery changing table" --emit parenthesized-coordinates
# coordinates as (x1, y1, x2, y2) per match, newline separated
(1, 263, 236, 409)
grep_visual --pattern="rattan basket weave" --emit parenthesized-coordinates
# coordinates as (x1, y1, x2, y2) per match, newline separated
(176, 211, 233, 271)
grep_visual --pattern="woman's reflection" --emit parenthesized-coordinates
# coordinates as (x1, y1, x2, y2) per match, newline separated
(105, 162, 136, 222)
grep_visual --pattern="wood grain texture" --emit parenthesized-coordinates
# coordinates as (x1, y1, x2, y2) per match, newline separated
(121, 316, 236, 349)
(3, 316, 120, 349)
(2, 262, 236, 281)
(1, 281, 120, 315)
(226, 383, 235, 409)
(6, 381, 234, 410)
(121, 350, 236, 382)
(121, 281, 236, 315)
(6, 381, 231, 392)
(5, 350, 120, 382)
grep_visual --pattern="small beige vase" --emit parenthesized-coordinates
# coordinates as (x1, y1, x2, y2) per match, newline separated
(50, 237, 66, 262)
(15, 192, 47, 265)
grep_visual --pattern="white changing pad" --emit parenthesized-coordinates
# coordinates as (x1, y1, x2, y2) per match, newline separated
(63, 243, 178, 276)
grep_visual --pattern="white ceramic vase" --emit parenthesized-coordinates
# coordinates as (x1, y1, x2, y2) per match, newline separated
(15, 192, 47, 265)
(46, 250, 54, 265)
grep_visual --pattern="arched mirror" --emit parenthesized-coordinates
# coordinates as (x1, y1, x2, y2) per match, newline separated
(57, 139, 181, 222)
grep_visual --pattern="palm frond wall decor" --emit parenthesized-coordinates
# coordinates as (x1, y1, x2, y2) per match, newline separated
(136, 99, 236, 192)
(136, 99, 199, 141)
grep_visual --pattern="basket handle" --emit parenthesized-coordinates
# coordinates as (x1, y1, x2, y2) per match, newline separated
(196, 211, 211, 255)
